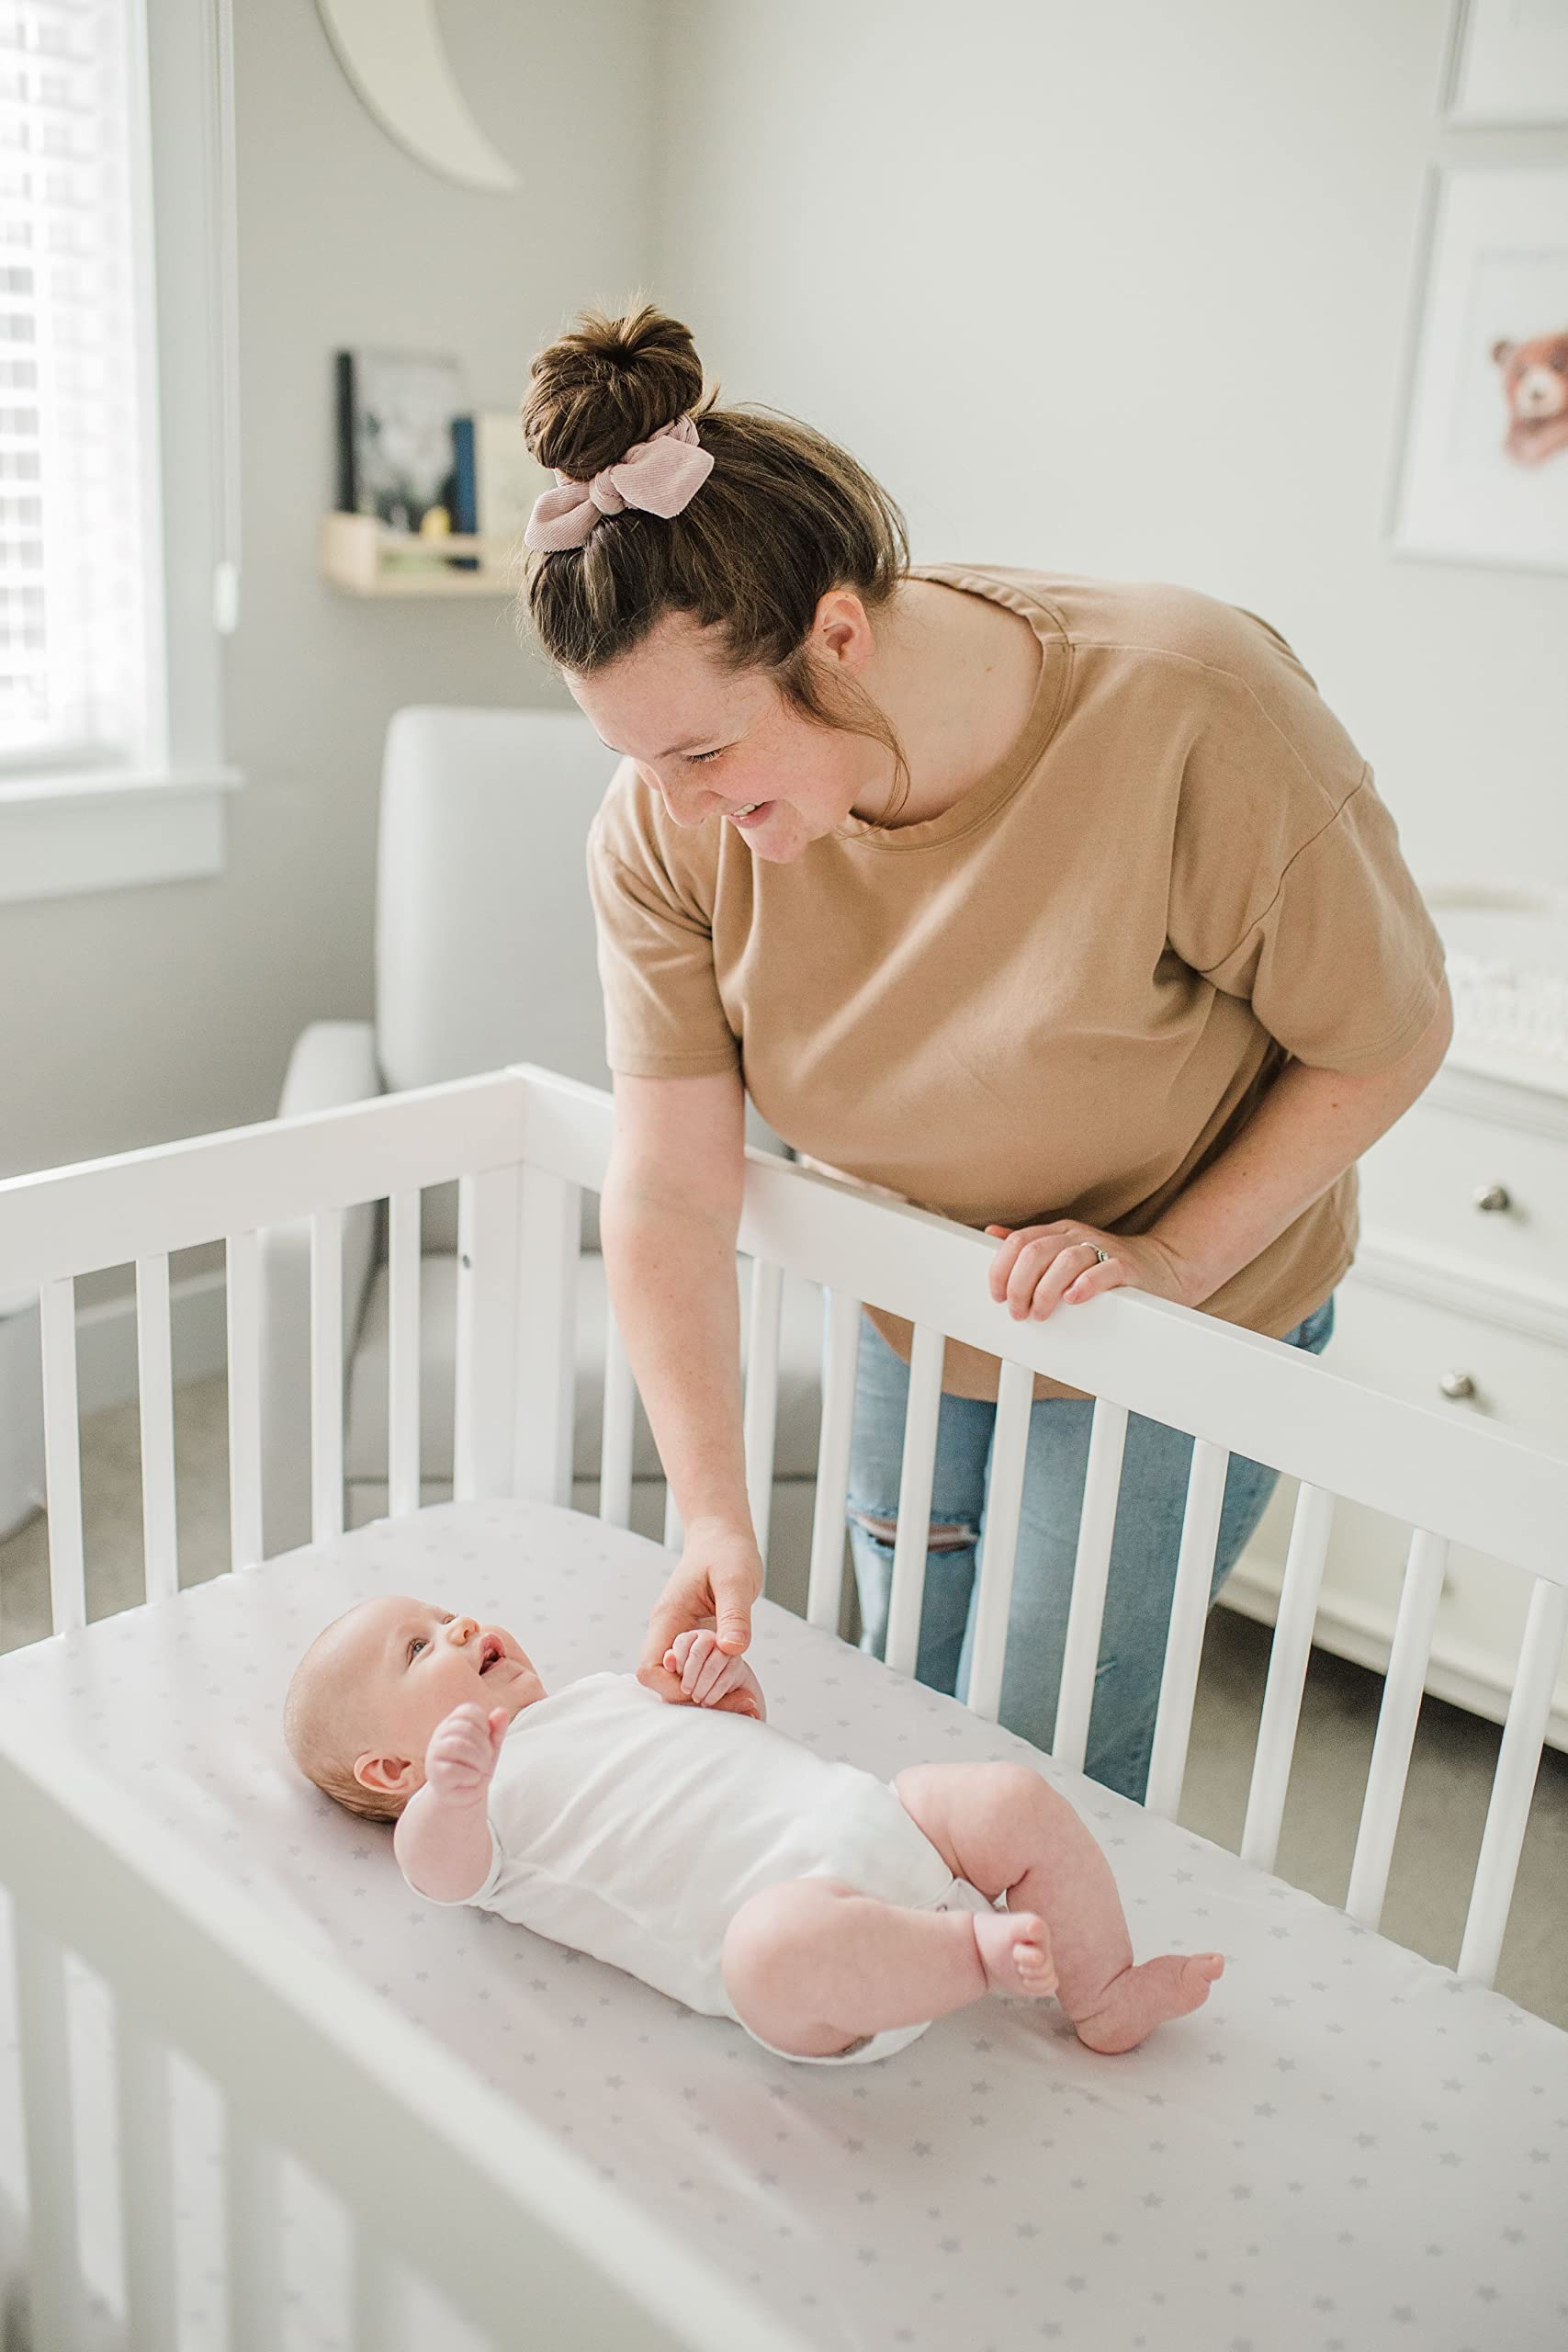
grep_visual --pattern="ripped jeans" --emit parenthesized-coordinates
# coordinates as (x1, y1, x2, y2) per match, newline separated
(844, 1293, 1337, 1804)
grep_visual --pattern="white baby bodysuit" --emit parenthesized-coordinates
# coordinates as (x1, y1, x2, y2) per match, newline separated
(420, 1669, 970, 2027)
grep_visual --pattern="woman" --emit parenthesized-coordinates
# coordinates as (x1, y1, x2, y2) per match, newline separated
(519, 301, 1451, 1804)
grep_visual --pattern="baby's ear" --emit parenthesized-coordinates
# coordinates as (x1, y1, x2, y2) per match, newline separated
(354, 1750, 416, 1796)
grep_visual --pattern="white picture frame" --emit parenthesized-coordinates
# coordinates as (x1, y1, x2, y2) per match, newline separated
(1385, 162, 1568, 574)
(474, 412, 556, 541)
(1442, 0, 1568, 128)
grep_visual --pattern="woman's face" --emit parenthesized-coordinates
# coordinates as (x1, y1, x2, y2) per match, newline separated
(564, 593, 890, 864)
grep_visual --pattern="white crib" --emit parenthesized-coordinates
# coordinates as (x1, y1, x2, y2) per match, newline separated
(0, 1062, 1563, 2352)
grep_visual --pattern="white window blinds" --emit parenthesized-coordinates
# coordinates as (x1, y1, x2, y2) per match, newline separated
(0, 0, 164, 778)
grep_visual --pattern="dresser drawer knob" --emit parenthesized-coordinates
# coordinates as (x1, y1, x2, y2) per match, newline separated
(1438, 1370, 1476, 1401)
(1472, 1182, 1512, 1213)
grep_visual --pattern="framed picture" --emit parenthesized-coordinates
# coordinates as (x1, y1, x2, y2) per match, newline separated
(1385, 163, 1568, 574)
(451, 411, 555, 540)
(1442, 0, 1568, 128)
(334, 348, 468, 532)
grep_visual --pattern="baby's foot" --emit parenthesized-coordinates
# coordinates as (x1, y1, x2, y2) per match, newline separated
(1072, 1951, 1224, 2055)
(970, 1907, 1056, 1998)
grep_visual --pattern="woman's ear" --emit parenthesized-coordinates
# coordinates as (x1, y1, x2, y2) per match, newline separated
(812, 586, 873, 669)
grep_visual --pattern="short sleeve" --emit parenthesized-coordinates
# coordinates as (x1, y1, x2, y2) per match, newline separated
(1166, 656, 1448, 1073)
(585, 801, 740, 1080)
(405, 1816, 503, 1908)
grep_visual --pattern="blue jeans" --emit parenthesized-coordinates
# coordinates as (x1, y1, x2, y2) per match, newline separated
(843, 1292, 1337, 1804)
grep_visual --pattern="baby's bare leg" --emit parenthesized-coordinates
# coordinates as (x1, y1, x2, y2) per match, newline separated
(720, 1875, 1020, 2057)
(894, 1761, 1223, 2054)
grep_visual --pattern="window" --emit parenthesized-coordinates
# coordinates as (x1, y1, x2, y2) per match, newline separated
(2, 0, 165, 777)
(0, 0, 240, 905)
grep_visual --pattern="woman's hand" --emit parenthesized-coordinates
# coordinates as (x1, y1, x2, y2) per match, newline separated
(985, 1220, 1197, 1320)
(637, 1515, 765, 1703)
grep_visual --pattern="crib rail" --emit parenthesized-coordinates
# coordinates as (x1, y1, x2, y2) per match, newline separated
(0, 1073, 533, 1620)
(520, 1069, 1568, 1583)
(0, 1720, 808, 2352)
(2, 1057, 1564, 2003)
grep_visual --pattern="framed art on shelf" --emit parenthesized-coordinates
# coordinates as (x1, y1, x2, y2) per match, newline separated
(1386, 163, 1568, 575)
(334, 348, 468, 532)
(451, 410, 555, 542)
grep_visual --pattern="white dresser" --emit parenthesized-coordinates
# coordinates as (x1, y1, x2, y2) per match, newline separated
(1224, 888, 1568, 1752)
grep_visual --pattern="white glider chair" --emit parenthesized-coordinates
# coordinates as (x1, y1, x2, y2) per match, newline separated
(258, 706, 832, 1611)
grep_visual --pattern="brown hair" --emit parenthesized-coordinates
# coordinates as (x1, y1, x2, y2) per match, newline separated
(284, 1614, 406, 1826)
(519, 299, 915, 822)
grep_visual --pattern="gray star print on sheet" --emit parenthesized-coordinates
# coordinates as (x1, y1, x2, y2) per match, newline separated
(6, 1490, 1568, 2352)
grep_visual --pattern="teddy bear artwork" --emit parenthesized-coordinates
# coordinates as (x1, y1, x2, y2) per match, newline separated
(1491, 330, 1568, 466)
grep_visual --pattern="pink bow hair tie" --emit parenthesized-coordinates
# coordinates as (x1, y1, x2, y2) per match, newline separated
(523, 414, 714, 551)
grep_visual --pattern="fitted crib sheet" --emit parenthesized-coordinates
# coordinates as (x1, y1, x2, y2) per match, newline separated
(0, 1498, 1564, 2352)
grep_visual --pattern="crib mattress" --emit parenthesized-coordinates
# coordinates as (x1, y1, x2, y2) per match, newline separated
(1, 1498, 1564, 2352)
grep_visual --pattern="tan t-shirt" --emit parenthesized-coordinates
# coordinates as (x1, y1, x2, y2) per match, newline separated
(584, 564, 1448, 1403)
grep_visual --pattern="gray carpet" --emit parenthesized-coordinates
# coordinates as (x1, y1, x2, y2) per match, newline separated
(2, 1371, 1562, 2028)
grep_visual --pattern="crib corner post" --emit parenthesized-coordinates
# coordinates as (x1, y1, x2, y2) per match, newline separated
(511, 1161, 580, 1509)
(453, 1164, 523, 1503)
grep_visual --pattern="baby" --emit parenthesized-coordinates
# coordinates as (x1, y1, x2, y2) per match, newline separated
(284, 1594, 1224, 2065)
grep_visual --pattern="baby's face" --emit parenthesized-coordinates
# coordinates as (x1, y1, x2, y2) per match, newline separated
(323, 1593, 545, 1805)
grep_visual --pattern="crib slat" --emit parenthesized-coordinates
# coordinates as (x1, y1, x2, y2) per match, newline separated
(1052, 1398, 1131, 1772)
(310, 1207, 345, 1545)
(226, 2106, 281, 2352)
(114, 2003, 177, 2346)
(743, 1258, 783, 1568)
(15, 1917, 84, 2352)
(226, 1229, 264, 1570)
(964, 1357, 1035, 1722)
(1457, 1576, 1568, 1987)
(350, 2222, 397, 2350)
(1144, 1438, 1231, 1818)
(1346, 1528, 1448, 1929)
(39, 1275, 86, 1634)
(807, 1288, 862, 1631)
(134, 1255, 180, 1602)
(663, 1487, 683, 1552)
(1240, 1482, 1337, 1871)
(510, 1164, 579, 1509)
(600, 1312, 635, 1529)
(388, 1189, 422, 1519)
(884, 1323, 945, 1680)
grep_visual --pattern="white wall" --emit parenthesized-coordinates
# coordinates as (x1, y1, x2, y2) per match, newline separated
(649, 0, 1568, 898)
(0, 0, 654, 1211)
(8, 0, 1568, 1276)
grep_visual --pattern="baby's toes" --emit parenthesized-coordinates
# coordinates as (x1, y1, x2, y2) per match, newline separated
(972, 1907, 1055, 1996)
(1009, 1915, 1057, 1993)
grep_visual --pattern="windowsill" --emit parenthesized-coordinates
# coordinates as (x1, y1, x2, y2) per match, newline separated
(0, 765, 243, 907)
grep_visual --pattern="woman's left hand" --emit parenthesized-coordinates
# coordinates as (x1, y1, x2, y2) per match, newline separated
(985, 1220, 1196, 1320)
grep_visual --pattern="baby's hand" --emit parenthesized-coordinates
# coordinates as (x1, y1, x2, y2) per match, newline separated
(663, 1628, 764, 1719)
(423, 1701, 508, 1808)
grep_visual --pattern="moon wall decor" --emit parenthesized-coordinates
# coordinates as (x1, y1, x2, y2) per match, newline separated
(315, 0, 520, 195)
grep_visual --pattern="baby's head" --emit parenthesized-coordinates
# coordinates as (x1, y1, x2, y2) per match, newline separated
(284, 1594, 545, 1823)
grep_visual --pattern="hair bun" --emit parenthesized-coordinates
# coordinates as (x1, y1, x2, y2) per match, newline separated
(523, 300, 706, 481)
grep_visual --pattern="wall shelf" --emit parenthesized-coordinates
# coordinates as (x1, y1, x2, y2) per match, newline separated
(320, 511, 524, 597)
